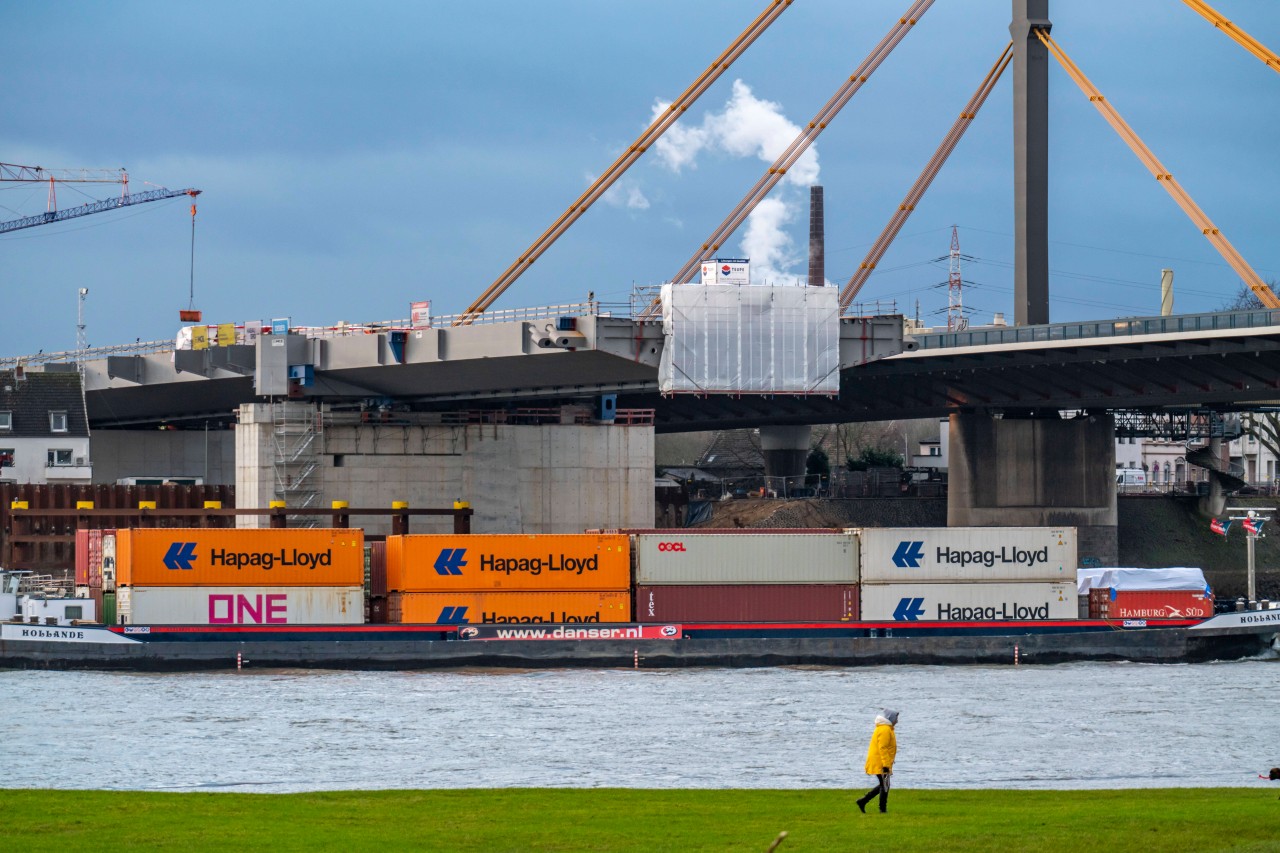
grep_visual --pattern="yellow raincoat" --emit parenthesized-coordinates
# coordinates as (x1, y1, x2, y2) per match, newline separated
(864, 721, 897, 775)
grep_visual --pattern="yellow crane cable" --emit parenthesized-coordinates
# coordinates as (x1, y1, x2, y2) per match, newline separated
(1036, 29, 1280, 310)
(1182, 0, 1280, 74)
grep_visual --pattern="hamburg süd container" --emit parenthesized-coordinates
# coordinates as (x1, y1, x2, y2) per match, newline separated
(115, 586, 364, 625)
(386, 534, 630, 592)
(1088, 588, 1214, 620)
(635, 584, 859, 623)
(115, 528, 364, 587)
(855, 527, 1077, 583)
(860, 582, 1077, 622)
(388, 590, 631, 624)
(633, 533, 858, 585)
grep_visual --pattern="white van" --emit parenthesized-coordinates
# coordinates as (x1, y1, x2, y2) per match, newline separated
(1116, 468, 1147, 488)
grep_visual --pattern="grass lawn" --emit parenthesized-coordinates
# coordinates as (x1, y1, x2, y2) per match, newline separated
(6, 788, 1279, 852)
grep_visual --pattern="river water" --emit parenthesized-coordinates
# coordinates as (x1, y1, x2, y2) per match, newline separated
(3, 658, 1277, 792)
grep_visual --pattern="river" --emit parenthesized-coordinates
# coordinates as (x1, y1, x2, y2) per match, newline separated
(3, 658, 1277, 792)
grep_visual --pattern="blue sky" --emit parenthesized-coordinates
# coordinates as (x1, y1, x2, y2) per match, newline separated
(2, 0, 1278, 356)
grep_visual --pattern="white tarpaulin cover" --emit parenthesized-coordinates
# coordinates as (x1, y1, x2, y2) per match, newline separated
(658, 283, 840, 395)
(1080, 567, 1210, 594)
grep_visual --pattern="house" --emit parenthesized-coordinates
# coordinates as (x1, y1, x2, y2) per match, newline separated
(0, 366, 92, 485)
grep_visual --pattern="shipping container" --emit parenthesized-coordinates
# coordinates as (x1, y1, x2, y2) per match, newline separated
(115, 586, 364, 625)
(368, 595, 389, 624)
(75, 529, 106, 588)
(634, 533, 858, 585)
(856, 527, 1077, 583)
(1088, 588, 1214, 620)
(635, 584, 859, 622)
(386, 534, 630, 592)
(388, 590, 631, 624)
(89, 587, 104, 623)
(368, 541, 387, 597)
(115, 528, 364, 587)
(102, 591, 116, 627)
(860, 582, 1077, 622)
(102, 532, 118, 591)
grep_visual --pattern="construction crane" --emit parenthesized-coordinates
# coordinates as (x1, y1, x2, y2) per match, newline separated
(454, 0, 794, 325)
(0, 163, 200, 236)
(1036, 30, 1280, 310)
(1182, 0, 1280, 75)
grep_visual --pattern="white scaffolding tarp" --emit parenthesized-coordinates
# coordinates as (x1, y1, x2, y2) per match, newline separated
(658, 284, 841, 395)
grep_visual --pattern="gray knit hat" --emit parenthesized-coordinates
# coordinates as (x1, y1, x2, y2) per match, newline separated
(882, 709, 900, 725)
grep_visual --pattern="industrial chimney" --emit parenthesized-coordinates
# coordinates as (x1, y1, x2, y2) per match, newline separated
(808, 185, 824, 286)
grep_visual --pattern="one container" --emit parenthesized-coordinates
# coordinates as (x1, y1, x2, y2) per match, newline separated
(386, 534, 630, 592)
(115, 586, 364, 625)
(635, 584, 859, 623)
(115, 528, 364, 587)
(1089, 589, 1214, 620)
(388, 590, 631, 624)
(860, 582, 1077, 622)
(368, 541, 388, 597)
(101, 591, 116, 627)
(102, 532, 118, 591)
(633, 533, 858, 585)
(75, 529, 105, 588)
(856, 527, 1077, 583)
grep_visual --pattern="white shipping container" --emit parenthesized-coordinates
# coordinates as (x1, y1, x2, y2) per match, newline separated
(856, 527, 1077, 583)
(634, 533, 858, 584)
(116, 586, 364, 625)
(861, 582, 1078, 622)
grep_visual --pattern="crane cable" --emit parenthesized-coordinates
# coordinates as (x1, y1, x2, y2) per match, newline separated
(840, 42, 1012, 309)
(453, 0, 795, 326)
(1182, 0, 1280, 74)
(1036, 29, 1280, 309)
(667, 0, 937, 289)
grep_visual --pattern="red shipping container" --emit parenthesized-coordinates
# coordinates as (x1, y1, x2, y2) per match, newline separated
(75, 529, 91, 586)
(76, 529, 104, 588)
(1090, 588, 1213, 620)
(368, 541, 387, 597)
(635, 584, 859, 623)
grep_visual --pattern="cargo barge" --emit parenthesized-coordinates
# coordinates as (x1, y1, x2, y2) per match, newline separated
(2, 526, 1276, 670)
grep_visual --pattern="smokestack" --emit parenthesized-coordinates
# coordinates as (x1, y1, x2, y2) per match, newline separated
(808, 185, 824, 286)
(1160, 268, 1174, 316)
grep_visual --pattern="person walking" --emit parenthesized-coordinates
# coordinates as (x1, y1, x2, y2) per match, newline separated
(856, 708, 899, 814)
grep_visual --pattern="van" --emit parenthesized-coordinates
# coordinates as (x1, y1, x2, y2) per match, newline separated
(1116, 468, 1147, 488)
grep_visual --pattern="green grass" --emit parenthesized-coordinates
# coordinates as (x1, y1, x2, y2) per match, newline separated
(6, 788, 1279, 852)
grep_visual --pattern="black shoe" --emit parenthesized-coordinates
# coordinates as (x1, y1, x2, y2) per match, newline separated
(879, 808, 887, 813)
(857, 800, 866, 813)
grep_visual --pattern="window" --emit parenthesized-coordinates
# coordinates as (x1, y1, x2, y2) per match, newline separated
(50, 411, 68, 433)
(0, 411, 11, 430)
(47, 449, 73, 466)
(0, 448, 13, 468)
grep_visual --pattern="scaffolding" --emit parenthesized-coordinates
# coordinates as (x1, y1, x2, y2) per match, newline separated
(271, 402, 323, 526)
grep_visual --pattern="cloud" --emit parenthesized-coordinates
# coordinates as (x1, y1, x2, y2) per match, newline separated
(599, 176, 650, 211)
(652, 79, 818, 284)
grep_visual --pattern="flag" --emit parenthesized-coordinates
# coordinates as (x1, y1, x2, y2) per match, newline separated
(1243, 517, 1262, 535)
(1210, 518, 1230, 536)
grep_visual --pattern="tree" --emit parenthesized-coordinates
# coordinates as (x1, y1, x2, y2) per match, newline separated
(846, 447, 905, 471)
(806, 447, 830, 478)
(1221, 280, 1279, 311)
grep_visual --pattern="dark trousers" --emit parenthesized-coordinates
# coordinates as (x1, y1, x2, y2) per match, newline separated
(858, 773, 891, 812)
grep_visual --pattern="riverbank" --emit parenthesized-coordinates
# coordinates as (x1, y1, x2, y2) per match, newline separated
(7, 788, 1278, 851)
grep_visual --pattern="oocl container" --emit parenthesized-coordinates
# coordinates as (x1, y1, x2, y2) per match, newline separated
(388, 590, 631, 624)
(1089, 589, 1214, 620)
(635, 584, 859, 623)
(386, 534, 630, 592)
(634, 533, 858, 585)
(115, 586, 364, 625)
(115, 528, 364, 587)
(860, 582, 1077, 622)
(856, 527, 1077, 583)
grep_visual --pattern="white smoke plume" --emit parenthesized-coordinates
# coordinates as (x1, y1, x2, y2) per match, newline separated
(652, 79, 818, 284)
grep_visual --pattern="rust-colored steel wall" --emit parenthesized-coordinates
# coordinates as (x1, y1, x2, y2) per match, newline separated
(388, 591, 632, 624)
(635, 584, 859, 623)
(117, 528, 364, 587)
(386, 534, 631, 592)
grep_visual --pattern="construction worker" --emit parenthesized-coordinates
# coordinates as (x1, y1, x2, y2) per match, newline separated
(856, 708, 899, 814)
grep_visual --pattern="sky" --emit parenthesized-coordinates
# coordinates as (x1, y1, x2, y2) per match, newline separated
(2, 0, 1279, 357)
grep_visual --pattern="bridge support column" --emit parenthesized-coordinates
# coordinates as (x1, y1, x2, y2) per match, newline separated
(759, 425, 811, 483)
(948, 412, 1116, 565)
(1011, 0, 1051, 325)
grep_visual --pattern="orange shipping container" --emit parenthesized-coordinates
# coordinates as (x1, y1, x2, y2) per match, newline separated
(386, 534, 631, 592)
(388, 590, 631, 624)
(116, 528, 364, 587)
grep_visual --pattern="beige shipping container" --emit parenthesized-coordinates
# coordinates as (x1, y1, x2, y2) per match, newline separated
(116, 586, 364, 625)
(386, 534, 630, 592)
(634, 533, 858, 585)
(860, 582, 1078, 622)
(855, 527, 1077, 583)
(389, 590, 631, 624)
(116, 528, 365, 587)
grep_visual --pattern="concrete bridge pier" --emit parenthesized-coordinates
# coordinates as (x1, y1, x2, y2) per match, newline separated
(947, 411, 1117, 566)
(759, 425, 812, 482)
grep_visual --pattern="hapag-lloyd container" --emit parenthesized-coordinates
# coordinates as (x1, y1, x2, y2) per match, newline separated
(1089, 589, 1214, 620)
(856, 527, 1076, 583)
(386, 534, 630, 592)
(633, 533, 858, 585)
(860, 582, 1077, 622)
(115, 528, 364, 587)
(635, 584, 859, 622)
(388, 590, 631, 624)
(116, 586, 364, 625)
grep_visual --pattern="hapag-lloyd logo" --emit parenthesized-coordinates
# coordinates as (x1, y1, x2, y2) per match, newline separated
(657, 542, 686, 552)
